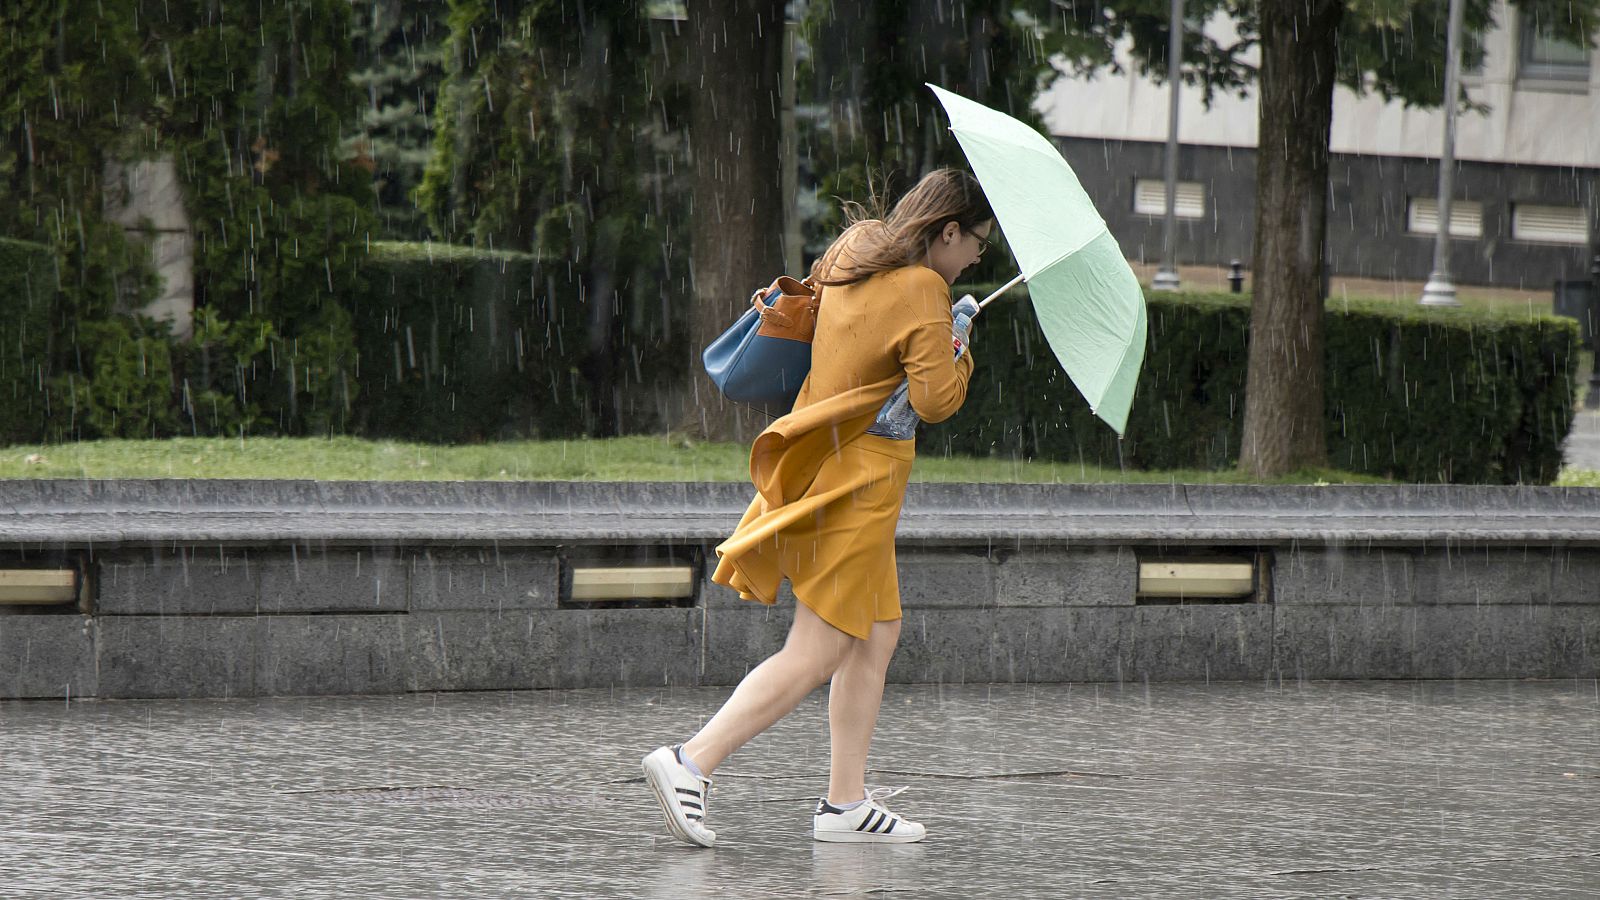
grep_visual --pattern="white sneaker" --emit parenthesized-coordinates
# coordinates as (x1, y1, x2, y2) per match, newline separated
(813, 786, 926, 843)
(642, 745, 716, 848)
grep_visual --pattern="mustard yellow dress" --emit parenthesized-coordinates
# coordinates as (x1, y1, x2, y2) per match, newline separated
(712, 263, 975, 639)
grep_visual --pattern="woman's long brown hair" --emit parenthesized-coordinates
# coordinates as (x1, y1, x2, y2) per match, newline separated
(810, 168, 994, 287)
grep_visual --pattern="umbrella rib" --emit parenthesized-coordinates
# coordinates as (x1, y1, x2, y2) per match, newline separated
(1091, 310, 1144, 422)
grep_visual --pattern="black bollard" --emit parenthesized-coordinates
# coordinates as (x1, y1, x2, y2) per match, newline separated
(1228, 259, 1245, 294)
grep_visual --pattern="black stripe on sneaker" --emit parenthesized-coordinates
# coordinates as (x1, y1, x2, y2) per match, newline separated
(871, 814, 891, 834)
(680, 799, 703, 810)
(856, 811, 878, 832)
(676, 787, 701, 798)
(884, 816, 900, 833)
(686, 812, 703, 821)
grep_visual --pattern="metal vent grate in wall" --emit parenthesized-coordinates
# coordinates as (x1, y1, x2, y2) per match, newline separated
(1511, 204, 1589, 245)
(1133, 179, 1205, 219)
(1406, 197, 1483, 238)
(558, 545, 702, 609)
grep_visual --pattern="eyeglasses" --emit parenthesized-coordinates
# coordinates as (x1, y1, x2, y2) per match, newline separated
(967, 228, 994, 257)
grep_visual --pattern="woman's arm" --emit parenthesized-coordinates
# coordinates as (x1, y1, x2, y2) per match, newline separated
(900, 314, 975, 424)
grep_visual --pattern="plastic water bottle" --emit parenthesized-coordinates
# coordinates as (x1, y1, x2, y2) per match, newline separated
(867, 294, 979, 439)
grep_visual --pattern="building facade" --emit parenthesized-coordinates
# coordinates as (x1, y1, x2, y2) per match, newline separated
(1037, 3, 1600, 288)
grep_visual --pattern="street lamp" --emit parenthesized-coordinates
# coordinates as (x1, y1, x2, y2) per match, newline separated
(1151, 0, 1184, 292)
(1587, 253, 1600, 409)
(1420, 0, 1466, 307)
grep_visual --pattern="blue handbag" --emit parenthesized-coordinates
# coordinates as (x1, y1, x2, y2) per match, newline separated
(702, 275, 819, 415)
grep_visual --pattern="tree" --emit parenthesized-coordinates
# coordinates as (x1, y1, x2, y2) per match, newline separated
(684, 0, 787, 441)
(0, 0, 376, 437)
(420, 0, 687, 436)
(1239, 0, 1344, 475)
(928, 0, 1594, 477)
(1236, 0, 1595, 476)
(345, 0, 449, 240)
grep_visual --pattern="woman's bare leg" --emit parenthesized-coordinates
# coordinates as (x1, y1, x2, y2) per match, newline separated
(681, 603, 855, 774)
(825, 617, 902, 804)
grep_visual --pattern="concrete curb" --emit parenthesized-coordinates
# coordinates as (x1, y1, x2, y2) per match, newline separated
(0, 479, 1597, 546)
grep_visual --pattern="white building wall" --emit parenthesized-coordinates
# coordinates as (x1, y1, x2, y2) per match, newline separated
(1036, 3, 1600, 168)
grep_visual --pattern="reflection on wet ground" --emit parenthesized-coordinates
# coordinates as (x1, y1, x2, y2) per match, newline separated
(2, 680, 1597, 898)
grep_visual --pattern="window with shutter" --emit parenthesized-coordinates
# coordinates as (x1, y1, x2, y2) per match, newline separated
(1406, 197, 1484, 239)
(1133, 179, 1205, 219)
(1511, 204, 1589, 244)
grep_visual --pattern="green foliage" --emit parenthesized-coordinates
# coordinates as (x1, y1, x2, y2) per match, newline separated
(349, 242, 591, 442)
(418, 0, 690, 433)
(1, 1, 376, 439)
(143, 0, 377, 330)
(1324, 300, 1578, 484)
(0, 2, 158, 323)
(53, 318, 179, 440)
(178, 309, 276, 437)
(344, 0, 449, 239)
(0, 239, 56, 444)
(935, 288, 1578, 485)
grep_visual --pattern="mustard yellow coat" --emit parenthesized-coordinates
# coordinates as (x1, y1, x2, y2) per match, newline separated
(712, 264, 975, 638)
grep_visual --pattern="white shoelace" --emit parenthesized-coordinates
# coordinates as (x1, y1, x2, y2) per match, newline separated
(862, 785, 907, 807)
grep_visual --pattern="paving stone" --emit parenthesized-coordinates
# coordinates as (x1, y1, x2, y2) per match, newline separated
(96, 547, 260, 615)
(1275, 546, 1413, 606)
(0, 614, 95, 699)
(558, 608, 702, 689)
(896, 547, 994, 609)
(408, 548, 558, 611)
(406, 610, 551, 692)
(701, 605, 792, 685)
(891, 607, 1129, 684)
(1409, 547, 1555, 607)
(993, 546, 1138, 607)
(256, 548, 407, 614)
(1550, 548, 1600, 606)
(255, 615, 410, 696)
(2, 681, 1596, 898)
(96, 616, 258, 699)
(1274, 604, 1600, 680)
(1127, 604, 1273, 681)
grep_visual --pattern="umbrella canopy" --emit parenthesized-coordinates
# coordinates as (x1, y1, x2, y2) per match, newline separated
(928, 83, 1147, 436)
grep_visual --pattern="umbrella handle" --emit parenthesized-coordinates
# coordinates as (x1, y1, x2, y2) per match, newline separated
(975, 273, 1026, 313)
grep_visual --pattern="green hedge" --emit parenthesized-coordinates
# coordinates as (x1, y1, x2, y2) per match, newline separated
(935, 287, 1578, 484)
(349, 242, 593, 442)
(0, 238, 55, 444)
(6, 239, 1576, 484)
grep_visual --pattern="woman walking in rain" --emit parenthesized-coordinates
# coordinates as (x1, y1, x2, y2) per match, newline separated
(643, 168, 993, 847)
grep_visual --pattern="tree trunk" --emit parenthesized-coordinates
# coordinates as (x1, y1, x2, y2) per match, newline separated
(1239, 0, 1344, 477)
(685, 0, 786, 442)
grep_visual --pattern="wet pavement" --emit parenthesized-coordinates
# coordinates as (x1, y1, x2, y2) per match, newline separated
(2, 680, 1597, 898)
(1568, 408, 1600, 471)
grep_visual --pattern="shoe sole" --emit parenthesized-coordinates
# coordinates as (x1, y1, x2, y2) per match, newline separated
(813, 829, 925, 844)
(642, 751, 715, 848)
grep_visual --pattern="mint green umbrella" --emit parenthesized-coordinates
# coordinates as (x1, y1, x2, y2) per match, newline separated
(929, 84, 1147, 436)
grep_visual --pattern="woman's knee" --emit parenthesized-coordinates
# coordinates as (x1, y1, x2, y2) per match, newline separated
(857, 617, 901, 669)
(784, 604, 858, 680)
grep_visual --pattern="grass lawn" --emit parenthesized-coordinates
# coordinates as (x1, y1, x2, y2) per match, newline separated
(0, 435, 1401, 485)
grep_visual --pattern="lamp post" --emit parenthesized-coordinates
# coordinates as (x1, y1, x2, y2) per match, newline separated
(1420, 0, 1466, 306)
(1151, 0, 1184, 292)
(1587, 254, 1600, 409)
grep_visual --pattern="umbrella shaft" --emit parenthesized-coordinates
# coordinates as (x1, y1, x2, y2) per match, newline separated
(977, 273, 1026, 312)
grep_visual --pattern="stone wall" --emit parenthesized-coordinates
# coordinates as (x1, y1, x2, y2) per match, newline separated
(4, 533, 1597, 700)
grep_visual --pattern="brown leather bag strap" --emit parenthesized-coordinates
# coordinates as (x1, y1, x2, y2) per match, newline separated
(753, 294, 793, 329)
